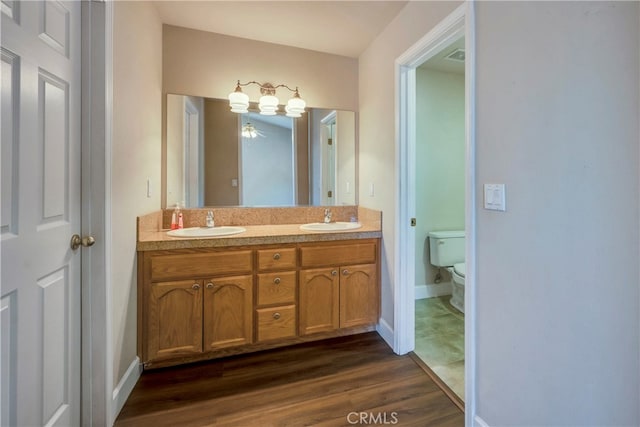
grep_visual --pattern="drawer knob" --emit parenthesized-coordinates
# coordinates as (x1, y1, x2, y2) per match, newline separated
(331, 270, 338, 276)
(192, 283, 200, 290)
(206, 282, 214, 289)
(273, 253, 281, 260)
(273, 312, 281, 320)
(273, 277, 281, 285)
(342, 269, 349, 276)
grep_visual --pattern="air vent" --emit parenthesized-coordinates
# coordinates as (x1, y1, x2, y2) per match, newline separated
(445, 48, 465, 62)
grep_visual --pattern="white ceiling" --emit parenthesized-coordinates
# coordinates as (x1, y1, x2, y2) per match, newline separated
(153, 1, 409, 58)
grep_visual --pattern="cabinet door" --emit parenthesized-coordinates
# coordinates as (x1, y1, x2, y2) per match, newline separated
(299, 268, 339, 335)
(203, 275, 254, 350)
(146, 280, 203, 361)
(340, 264, 378, 328)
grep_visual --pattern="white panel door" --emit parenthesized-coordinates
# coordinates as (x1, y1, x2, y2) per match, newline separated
(1, 1, 81, 426)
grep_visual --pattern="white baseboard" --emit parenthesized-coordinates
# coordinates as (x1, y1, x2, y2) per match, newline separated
(376, 317, 394, 349)
(474, 415, 490, 427)
(415, 282, 452, 299)
(111, 357, 142, 422)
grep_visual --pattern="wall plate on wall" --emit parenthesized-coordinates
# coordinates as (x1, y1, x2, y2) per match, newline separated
(484, 183, 506, 211)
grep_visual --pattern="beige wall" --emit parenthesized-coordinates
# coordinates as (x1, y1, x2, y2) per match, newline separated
(358, 0, 462, 328)
(112, 0, 162, 387)
(163, 24, 358, 111)
(474, 2, 639, 424)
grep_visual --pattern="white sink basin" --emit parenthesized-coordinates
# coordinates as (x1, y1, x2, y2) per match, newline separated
(167, 226, 246, 238)
(299, 222, 362, 232)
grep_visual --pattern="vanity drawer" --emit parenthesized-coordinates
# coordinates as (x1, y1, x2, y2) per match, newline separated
(300, 241, 377, 268)
(150, 250, 253, 281)
(256, 305, 296, 342)
(257, 271, 296, 306)
(257, 248, 297, 271)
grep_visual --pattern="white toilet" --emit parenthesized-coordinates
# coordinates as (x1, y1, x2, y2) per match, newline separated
(428, 230, 465, 313)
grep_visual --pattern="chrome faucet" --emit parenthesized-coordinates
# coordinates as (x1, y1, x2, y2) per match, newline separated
(323, 208, 332, 224)
(206, 211, 215, 228)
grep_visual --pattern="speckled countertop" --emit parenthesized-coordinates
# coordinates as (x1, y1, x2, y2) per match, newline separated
(137, 206, 382, 251)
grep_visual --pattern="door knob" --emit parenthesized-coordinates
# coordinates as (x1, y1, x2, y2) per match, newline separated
(70, 234, 96, 250)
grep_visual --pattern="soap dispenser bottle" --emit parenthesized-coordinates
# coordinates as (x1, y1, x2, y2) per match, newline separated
(170, 203, 181, 230)
(177, 202, 184, 229)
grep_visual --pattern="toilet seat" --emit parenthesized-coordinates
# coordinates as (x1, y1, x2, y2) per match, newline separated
(450, 262, 465, 314)
(453, 262, 465, 278)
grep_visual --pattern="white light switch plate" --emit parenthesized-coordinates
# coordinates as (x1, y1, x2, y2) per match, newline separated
(484, 184, 506, 211)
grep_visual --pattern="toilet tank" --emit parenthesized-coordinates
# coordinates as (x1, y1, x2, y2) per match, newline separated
(428, 231, 465, 267)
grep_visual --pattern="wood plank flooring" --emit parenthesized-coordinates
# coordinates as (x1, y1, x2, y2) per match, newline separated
(115, 332, 464, 427)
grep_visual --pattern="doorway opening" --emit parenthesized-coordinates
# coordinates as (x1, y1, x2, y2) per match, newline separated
(413, 35, 466, 401)
(395, 3, 476, 423)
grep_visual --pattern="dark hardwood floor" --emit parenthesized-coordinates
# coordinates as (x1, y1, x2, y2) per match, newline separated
(115, 332, 464, 426)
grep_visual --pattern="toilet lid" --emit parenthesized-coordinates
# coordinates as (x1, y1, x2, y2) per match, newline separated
(453, 262, 465, 278)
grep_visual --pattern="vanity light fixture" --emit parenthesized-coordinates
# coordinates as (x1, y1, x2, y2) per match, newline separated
(228, 80, 306, 117)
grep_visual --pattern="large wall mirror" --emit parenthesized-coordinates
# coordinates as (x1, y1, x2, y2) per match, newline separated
(164, 94, 357, 208)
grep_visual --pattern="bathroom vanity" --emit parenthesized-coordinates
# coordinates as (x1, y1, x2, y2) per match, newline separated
(136, 206, 381, 369)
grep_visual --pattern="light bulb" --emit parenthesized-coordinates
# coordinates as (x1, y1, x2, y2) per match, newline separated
(228, 86, 249, 113)
(259, 95, 279, 115)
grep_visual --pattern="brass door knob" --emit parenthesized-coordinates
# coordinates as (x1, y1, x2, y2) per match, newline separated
(272, 312, 281, 320)
(273, 253, 281, 260)
(342, 269, 349, 276)
(192, 283, 201, 290)
(206, 282, 214, 289)
(273, 277, 281, 285)
(70, 234, 96, 250)
(331, 270, 338, 276)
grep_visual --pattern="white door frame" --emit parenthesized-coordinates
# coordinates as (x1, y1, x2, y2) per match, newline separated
(81, 1, 113, 425)
(394, 2, 476, 424)
(320, 111, 337, 205)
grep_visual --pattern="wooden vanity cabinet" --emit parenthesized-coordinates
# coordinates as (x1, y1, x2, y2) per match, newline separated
(138, 239, 379, 368)
(299, 241, 379, 336)
(139, 248, 253, 365)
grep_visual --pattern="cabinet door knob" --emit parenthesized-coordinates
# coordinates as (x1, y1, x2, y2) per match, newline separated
(342, 269, 349, 276)
(206, 282, 214, 289)
(192, 283, 200, 290)
(273, 277, 281, 285)
(331, 270, 338, 276)
(273, 253, 281, 260)
(272, 312, 281, 320)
